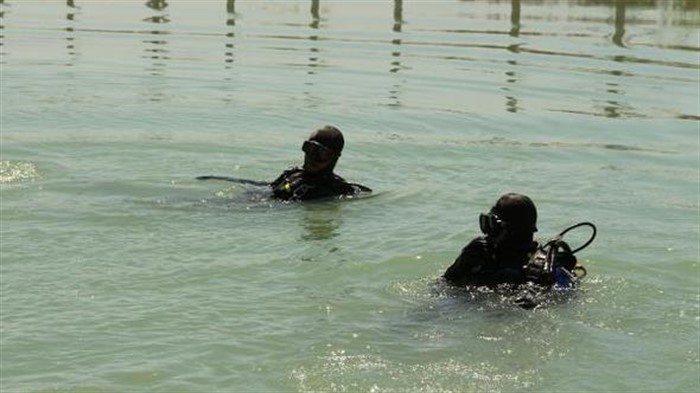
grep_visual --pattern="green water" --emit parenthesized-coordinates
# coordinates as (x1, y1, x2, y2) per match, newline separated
(1, 1, 699, 392)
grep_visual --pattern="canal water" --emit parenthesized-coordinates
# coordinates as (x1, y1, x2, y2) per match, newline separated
(1, 1, 699, 392)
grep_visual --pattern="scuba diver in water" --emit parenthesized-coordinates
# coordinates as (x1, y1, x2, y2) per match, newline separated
(198, 125, 371, 201)
(269, 125, 371, 201)
(443, 193, 589, 291)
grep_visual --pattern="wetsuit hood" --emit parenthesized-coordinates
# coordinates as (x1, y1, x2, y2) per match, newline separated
(491, 193, 538, 234)
(309, 125, 344, 155)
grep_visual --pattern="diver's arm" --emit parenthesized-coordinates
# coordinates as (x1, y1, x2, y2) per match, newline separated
(349, 183, 372, 193)
(331, 174, 371, 195)
(443, 237, 489, 286)
(196, 175, 269, 186)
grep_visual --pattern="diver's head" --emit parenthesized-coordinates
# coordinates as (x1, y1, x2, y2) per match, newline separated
(302, 125, 344, 174)
(479, 193, 537, 243)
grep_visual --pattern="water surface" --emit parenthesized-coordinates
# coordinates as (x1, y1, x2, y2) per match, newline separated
(1, 1, 699, 392)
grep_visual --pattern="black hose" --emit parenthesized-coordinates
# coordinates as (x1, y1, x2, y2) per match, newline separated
(196, 175, 269, 186)
(557, 222, 597, 254)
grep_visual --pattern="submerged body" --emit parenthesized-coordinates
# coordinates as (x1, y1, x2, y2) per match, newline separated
(442, 193, 587, 308)
(270, 167, 370, 201)
(443, 236, 581, 289)
(443, 235, 539, 288)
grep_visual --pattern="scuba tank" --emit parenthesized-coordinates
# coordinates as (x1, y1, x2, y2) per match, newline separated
(526, 222, 597, 289)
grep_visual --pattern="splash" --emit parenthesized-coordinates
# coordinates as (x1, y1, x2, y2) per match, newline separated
(291, 348, 539, 393)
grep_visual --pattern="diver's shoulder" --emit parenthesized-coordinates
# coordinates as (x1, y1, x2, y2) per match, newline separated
(271, 167, 303, 187)
(331, 173, 372, 193)
(280, 167, 304, 179)
(464, 236, 489, 250)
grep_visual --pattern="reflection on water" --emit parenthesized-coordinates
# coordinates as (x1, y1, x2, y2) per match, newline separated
(0, 0, 697, 118)
(301, 203, 343, 241)
(0, 1, 6, 62)
(65, 0, 77, 66)
(503, 0, 521, 112)
(504, 60, 520, 113)
(393, 0, 403, 33)
(143, 0, 169, 102)
(144, 0, 169, 22)
(225, 0, 235, 71)
(389, 0, 405, 107)
(308, 0, 319, 75)
(509, 0, 521, 37)
(223, 0, 236, 105)
(226, 0, 235, 26)
(301, 0, 320, 105)
(612, 0, 626, 47)
(310, 0, 319, 29)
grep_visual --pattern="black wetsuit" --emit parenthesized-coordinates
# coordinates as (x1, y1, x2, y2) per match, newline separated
(270, 167, 370, 201)
(443, 236, 541, 287)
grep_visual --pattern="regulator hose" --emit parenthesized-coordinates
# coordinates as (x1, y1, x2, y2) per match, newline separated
(536, 222, 596, 276)
(557, 221, 597, 254)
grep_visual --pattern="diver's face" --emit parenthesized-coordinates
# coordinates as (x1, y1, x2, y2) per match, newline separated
(482, 209, 534, 246)
(302, 140, 339, 174)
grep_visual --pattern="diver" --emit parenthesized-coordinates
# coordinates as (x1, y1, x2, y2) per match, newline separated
(197, 125, 371, 201)
(269, 125, 371, 201)
(442, 193, 587, 290)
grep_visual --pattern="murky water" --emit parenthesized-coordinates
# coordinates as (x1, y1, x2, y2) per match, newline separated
(1, 1, 699, 392)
